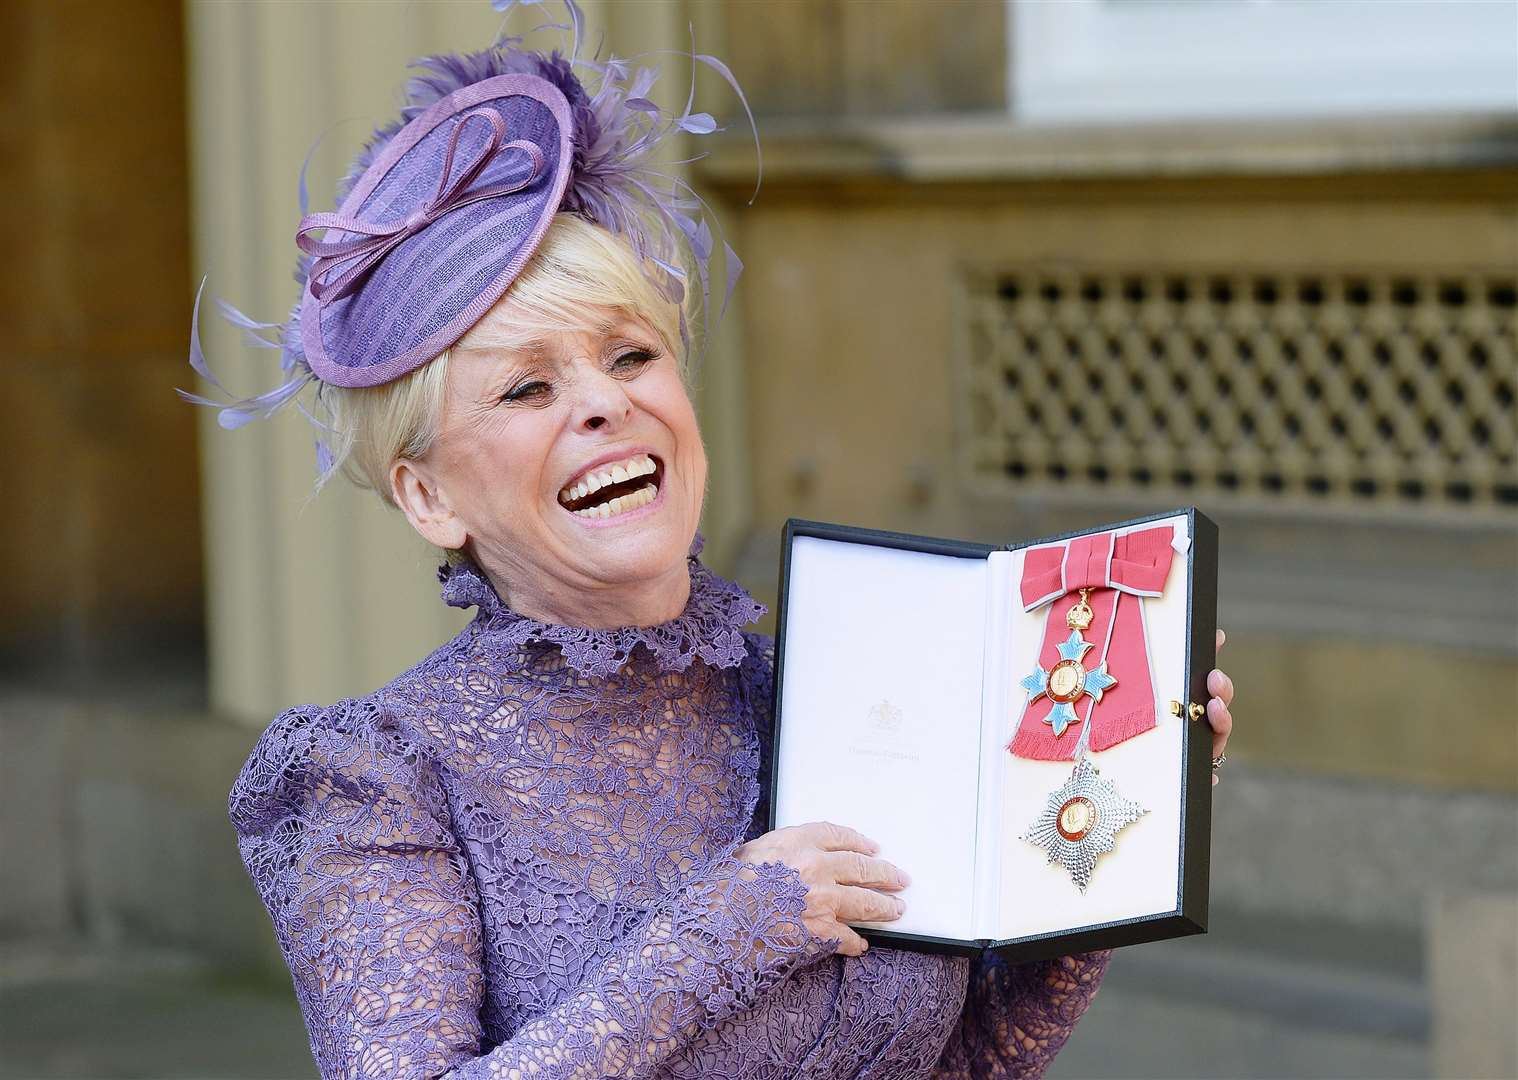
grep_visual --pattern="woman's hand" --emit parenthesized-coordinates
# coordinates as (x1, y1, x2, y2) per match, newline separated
(734, 821, 910, 957)
(1208, 627, 1235, 787)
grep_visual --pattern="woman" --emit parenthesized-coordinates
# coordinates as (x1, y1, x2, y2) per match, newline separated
(196, 7, 1237, 1078)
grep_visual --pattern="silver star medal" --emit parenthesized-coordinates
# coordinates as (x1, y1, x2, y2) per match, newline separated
(1020, 753, 1147, 893)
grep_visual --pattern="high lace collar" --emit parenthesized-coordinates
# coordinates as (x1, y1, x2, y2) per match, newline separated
(436, 532, 767, 677)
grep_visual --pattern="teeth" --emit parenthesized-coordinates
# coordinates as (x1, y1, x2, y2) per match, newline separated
(559, 453, 659, 504)
(571, 482, 657, 519)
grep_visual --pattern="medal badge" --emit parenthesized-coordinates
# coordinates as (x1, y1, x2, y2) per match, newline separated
(1020, 749, 1148, 893)
(1014, 525, 1177, 893)
(1017, 589, 1117, 739)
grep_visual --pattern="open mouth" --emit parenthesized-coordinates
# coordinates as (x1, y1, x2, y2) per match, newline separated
(557, 452, 664, 520)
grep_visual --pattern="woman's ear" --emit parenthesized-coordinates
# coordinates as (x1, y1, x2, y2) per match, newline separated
(391, 457, 468, 552)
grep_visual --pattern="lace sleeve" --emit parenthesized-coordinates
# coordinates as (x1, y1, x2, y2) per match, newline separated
(230, 700, 488, 1078)
(230, 699, 841, 1080)
(444, 851, 840, 1080)
(929, 949, 1113, 1079)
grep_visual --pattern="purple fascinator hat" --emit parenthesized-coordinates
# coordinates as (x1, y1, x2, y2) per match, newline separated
(179, 0, 759, 475)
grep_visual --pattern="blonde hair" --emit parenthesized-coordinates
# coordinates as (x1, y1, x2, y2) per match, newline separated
(313, 213, 690, 515)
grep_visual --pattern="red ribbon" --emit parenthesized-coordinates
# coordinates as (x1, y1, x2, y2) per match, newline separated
(295, 108, 545, 306)
(1007, 525, 1177, 761)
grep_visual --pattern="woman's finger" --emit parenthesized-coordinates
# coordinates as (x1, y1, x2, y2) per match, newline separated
(823, 850, 911, 890)
(805, 821, 879, 855)
(1207, 667, 1234, 706)
(1212, 630, 1230, 788)
(837, 926, 870, 956)
(1207, 696, 1232, 759)
(835, 883, 907, 924)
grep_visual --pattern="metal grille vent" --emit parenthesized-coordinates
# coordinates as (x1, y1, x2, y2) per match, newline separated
(963, 270, 1517, 514)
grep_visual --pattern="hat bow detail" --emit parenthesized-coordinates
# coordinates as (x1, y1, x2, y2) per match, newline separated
(295, 107, 545, 306)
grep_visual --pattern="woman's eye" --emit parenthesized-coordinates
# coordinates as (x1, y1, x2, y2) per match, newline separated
(502, 380, 551, 403)
(612, 350, 655, 372)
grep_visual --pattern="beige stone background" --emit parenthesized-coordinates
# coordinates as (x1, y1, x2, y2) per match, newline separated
(1, 1, 1514, 1077)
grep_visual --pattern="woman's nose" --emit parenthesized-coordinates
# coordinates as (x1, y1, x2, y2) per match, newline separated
(570, 367, 633, 432)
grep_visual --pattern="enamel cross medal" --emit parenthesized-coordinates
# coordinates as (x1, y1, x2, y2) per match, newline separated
(1017, 589, 1147, 892)
(1018, 589, 1116, 739)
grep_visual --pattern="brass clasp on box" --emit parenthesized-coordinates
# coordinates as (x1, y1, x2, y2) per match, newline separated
(1169, 700, 1205, 722)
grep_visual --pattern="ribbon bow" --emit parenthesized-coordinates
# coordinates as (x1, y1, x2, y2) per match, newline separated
(296, 108, 545, 306)
(1008, 525, 1178, 761)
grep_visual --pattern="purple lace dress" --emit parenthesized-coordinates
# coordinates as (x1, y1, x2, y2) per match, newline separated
(229, 534, 1111, 1079)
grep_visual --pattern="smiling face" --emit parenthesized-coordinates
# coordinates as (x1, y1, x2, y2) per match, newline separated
(390, 300, 707, 627)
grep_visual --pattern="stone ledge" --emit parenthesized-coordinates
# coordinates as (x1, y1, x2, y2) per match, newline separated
(0, 940, 209, 991)
(696, 111, 1518, 190)
(1108, 931, 1427, 1041)
(0, 695, 281, 975)
(1211, 764, 1518, 930)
